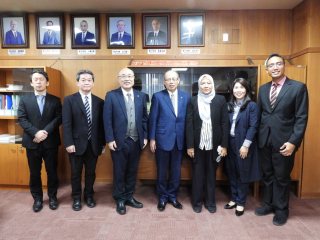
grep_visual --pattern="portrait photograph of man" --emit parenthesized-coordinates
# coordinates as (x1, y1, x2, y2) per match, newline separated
(71, 15, 100, 49)
(108, 16, 134, 48)
(1, 15, 28, 48)
(36, 15, 64, 49)
(143, 14, 170, 48)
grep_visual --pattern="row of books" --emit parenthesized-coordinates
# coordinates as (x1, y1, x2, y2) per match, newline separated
(0, 134, 22, 143)
(0, 94, 20, 116)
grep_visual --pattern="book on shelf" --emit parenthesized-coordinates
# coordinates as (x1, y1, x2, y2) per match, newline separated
(0, 94, 20, 116)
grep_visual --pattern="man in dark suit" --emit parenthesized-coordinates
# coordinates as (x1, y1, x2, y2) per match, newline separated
(18, 70, 61, 212)
(62, 69, 105, 211)
(110, 19, 132, 46)
(42, 20, 60, 45)
(74, 20, 96, 45)
(255, 53, 308, 226)
(149, 70, 190, 211)
(146, 18, 167, 45)
(104, 67, 148, 215)
(4, 20, 25, 45)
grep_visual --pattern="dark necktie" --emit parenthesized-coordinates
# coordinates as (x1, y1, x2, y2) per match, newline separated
(270, 83, 279, 109)
(84, 96, 92, 140)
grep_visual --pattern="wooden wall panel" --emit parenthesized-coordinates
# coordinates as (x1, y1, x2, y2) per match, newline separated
(292, 0, 309, 53)
(0, 10, 292, 59)
(299, 54, 320, 198)
(309, 0, 320, 47)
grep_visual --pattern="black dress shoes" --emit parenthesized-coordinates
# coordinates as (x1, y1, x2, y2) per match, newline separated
(49, 196, 59, 210)
(33, 199, 43, 212)
(192, 205, 202, 213)
(85, 197, 96, 208)
(206, 206, 217, 213)
(72, 199, 82, 211)
(255, 205, 273, 216)
(224, 203, 237, 209)
(157, 201, 167, 211)
(168, 200, 183, 209)
(273, 214, 288, 226)
(116, 201, 126, 215)
(126, 197, 143, 208)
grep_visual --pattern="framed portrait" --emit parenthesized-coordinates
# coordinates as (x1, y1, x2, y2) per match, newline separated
(107, 14, 134, 49)
(178, 13, 205, 47)
(71, 14, 100, 49)
(0, 13, 29, 48)
(35, 14, 64, 49)
(142, 13, 170, 49)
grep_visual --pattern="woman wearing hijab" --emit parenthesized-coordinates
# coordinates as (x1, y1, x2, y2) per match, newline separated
(224, 78, 260, 216)
(186, 74, 229, 213)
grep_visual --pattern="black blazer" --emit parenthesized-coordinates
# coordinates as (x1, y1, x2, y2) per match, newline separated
(18, 93, 62, 149)
(62, 92, 105, 157)
(257, 78, 308, 149)
(186, 94, 229, 150)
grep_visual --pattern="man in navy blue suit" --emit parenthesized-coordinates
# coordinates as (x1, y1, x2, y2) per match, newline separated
(149, 70, 190, 211)
(75, 20, 95, 45)
(4, 20, 25, 45)
(110, 19, 132, 46)
(104, 67, 148, 215)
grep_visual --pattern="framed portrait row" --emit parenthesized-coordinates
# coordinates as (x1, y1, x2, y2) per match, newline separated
(0, 12, 205, 49)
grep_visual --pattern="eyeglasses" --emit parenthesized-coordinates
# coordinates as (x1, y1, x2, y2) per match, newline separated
(164, 78, 178, 82)
(267, 62, 284, 69)
(118, 75, 134, 79)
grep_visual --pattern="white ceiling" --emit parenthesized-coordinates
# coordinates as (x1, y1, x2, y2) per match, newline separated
(0, 0, 303, 12)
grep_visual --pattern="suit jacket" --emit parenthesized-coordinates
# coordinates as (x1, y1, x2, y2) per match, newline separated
(225, 101, 260, 182)
(42, 31, 59, 45)
(110, 31, 132, 45)
(4, 30, 24, 45)
(103, 88, 148, 150)
(186, 95, 229, 150)
(257, 77, 308, 149)
(62, 92, 105, 157)
(146, 30, 167, 45)
(75, 31, 95, 45)
(18, 93, 61, 149)
(149, 89, 190, 151)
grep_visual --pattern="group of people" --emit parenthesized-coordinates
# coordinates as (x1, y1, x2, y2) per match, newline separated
(17, 53, 308, 227)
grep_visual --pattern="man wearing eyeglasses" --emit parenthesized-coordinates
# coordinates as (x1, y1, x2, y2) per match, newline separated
(255, 53, 308, 226)
(149, 70, 190, 211)
(103, 67, 148, 215)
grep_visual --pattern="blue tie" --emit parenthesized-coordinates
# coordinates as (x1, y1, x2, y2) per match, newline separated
(37, 95, 45, 115)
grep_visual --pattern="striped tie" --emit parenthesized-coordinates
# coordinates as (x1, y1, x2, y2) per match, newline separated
(84, 96, 92, 140)
(270, 83, 278, 109)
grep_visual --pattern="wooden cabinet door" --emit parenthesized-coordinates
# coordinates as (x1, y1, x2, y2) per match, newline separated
(259, 65, 307, 182)
(0, 144, 18, 184)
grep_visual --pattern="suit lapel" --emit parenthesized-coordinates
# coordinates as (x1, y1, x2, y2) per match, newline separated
(272, 79, 291, 110)
(177, 90, 185, 118)
(91, 95, 98, 123)
(163, 90, 175, 116)
(116, 88, 127, 119)
(75, 92, 86, 116)
(31, 94, 42, 117)
(134, 90, 141, 119)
